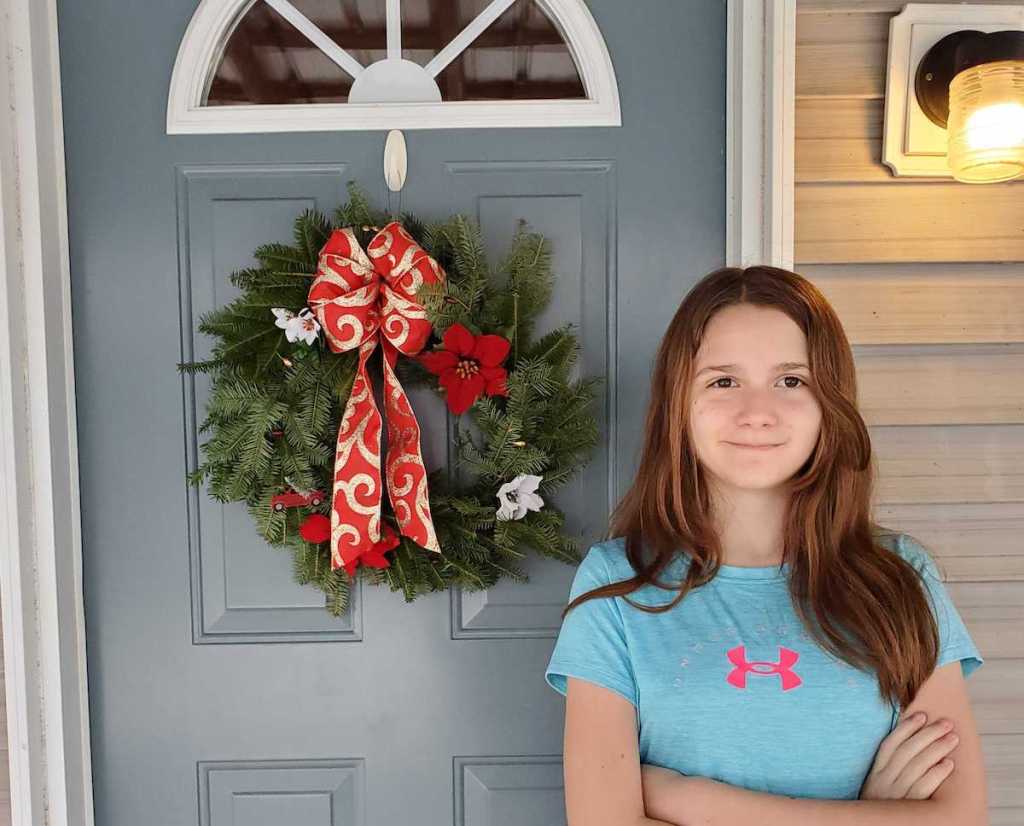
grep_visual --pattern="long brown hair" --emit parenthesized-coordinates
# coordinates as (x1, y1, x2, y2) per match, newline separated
(563, 265, 939, 709)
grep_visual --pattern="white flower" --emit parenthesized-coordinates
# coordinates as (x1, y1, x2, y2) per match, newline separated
(272, 307, 320, 345)
(495, 473, 545, 521)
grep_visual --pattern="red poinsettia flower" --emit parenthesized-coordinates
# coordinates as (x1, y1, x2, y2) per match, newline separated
(417, 322, 510, 415)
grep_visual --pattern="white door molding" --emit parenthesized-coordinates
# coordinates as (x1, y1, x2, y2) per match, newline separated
(726, 0, 796, 270)
(0, 0, 95, 824)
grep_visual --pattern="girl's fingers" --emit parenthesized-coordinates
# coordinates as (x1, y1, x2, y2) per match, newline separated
(883, 719, 955, 781)
(905, 758, 955, 800)
(873, 714, 929, 772)
(895, 733, 956, 797)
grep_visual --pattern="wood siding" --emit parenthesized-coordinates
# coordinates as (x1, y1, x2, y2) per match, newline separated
(1, 607, 8, 823)
(796, 2, 1024, 821)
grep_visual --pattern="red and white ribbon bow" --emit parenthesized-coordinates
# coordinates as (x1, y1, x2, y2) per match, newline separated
(307, 222, 444, 576)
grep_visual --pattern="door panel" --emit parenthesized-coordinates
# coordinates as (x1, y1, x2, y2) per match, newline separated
(180, 164, 357, 641)
(57, 0, 726, 822)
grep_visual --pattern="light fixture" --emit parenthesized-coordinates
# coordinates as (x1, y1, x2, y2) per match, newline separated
(914, 29, 1024, 183)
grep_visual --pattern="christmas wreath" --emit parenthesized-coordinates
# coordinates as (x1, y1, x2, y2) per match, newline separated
(178, 183, 601, 614)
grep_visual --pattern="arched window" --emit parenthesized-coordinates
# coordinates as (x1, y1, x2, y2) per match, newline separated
(167, 0, 620, 132)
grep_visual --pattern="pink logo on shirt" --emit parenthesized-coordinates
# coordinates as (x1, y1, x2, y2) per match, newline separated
(725, 645, 802, 691)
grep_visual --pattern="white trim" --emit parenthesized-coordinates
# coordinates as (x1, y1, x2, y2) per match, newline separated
(165, 0, 621, 133)
(387, 0, 401, 60)
(1, 0, 94, 826)
(725, 0, 796, 270)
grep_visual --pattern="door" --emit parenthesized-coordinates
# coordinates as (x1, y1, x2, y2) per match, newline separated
(56, 0, 726, 822)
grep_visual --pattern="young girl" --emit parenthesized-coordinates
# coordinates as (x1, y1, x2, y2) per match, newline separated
(544, 266, 987, 825)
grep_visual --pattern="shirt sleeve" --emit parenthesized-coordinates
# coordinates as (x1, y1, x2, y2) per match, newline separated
(544, 542, 639, 707)
(898, 533, 984, 679)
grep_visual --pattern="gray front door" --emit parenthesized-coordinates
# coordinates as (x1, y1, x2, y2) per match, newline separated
(57, 0, 725, 822)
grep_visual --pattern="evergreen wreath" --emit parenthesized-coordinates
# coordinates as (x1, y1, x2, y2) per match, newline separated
(178, 183, 601, 614)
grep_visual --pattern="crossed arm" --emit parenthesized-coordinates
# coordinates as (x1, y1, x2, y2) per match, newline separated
(641, 768, 948, 826)
(639, 661, 989, 826)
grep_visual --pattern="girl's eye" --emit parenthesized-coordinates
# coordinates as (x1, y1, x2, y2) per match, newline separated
(708, 376, 806, 389)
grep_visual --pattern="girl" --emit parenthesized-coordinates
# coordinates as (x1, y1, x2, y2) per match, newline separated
(544, 266, 987, 825)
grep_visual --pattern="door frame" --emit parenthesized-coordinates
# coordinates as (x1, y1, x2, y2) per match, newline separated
(0, 0, 96, 824)
(0, 0, 795, 822)
(727, 0, 796, 271)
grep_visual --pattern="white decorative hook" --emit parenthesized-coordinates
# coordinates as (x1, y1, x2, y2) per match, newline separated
(383, 129, 407, 193)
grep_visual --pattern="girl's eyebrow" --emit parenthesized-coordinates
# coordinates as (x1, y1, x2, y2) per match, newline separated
(695, 361, 810, 377)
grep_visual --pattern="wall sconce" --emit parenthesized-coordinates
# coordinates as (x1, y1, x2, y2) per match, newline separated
(882, 5, 1024, 181)
(914, 29, 1024, 183)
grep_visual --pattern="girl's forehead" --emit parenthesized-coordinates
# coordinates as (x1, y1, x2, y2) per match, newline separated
(697, 325, 808, 361)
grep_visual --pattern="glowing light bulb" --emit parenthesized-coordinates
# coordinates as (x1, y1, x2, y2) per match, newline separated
(965, 102, 1024, 149)
(947, 60, 1024, 183)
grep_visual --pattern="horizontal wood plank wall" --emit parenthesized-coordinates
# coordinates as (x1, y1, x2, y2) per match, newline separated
(795, 2, 1024, 822)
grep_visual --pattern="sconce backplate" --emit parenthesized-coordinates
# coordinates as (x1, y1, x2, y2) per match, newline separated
(883, 3, 1024, 177)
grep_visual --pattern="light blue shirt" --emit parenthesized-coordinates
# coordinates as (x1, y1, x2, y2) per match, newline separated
(544, 532, 983, 799)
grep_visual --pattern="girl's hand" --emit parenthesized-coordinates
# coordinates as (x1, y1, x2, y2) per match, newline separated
(859, 712, 959, 800)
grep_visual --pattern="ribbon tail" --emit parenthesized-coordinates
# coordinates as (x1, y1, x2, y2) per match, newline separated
(381, 343, 441, 554)
(330, 340, 385, 572)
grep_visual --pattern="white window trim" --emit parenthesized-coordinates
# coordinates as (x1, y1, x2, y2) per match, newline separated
(0, 0, 793, 823)
(166, 0, 622, 133)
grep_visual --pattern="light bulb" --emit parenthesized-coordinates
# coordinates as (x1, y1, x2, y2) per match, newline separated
(947, 59, 1024, 183)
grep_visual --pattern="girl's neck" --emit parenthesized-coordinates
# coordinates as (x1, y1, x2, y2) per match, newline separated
(710, 485, 788, 567)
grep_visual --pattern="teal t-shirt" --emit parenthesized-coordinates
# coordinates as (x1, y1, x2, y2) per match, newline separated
(544, 532, 983, 800)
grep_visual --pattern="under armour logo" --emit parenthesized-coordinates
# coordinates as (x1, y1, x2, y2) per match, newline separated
(726, 645, 802, 691)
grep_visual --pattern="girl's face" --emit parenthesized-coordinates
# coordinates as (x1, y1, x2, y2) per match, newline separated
(688, 303, 823, 495)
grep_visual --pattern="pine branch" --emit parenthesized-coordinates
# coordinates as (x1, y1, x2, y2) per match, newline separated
(293, 209, 332, 265)
(177, 357, 224, 375)
(253, 242, 315, 274)
(491, 220, 554, 349)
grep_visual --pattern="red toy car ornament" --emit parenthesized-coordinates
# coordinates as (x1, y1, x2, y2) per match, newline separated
(271, 488, 325, 511)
